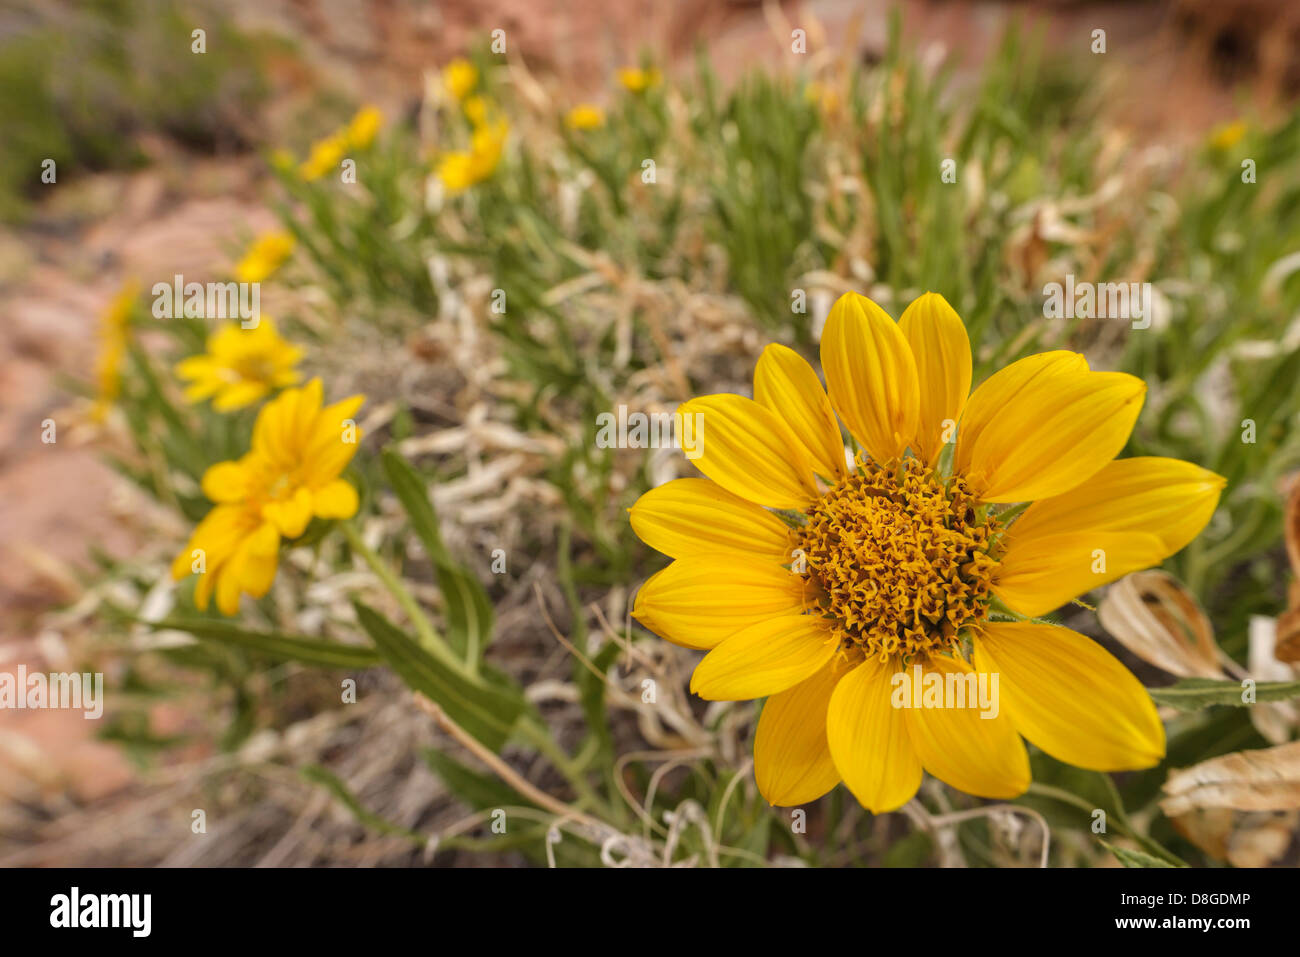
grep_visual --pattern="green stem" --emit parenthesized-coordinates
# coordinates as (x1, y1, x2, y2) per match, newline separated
(517, 719, 611, 818)
(342, 521, 450, 665)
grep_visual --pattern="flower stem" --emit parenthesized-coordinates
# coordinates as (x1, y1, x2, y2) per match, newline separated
(342, 520, 451, 665)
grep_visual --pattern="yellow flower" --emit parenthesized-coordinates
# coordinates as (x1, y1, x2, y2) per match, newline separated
(1208, 119, 1246, 151)
(298, 131, 348, 181)
(618, 66, 661, 93)
(462, 94, 491, 127)
(234, 231, 295, 283)
(804, 81, 840, 116)
(443, 58, 478, 102)
(92, 280, 139, 422)
(174, 319, 303, 411)
(269, 148, 296, 173)
(345, 105, 385, 150)
(171, 379, 365, 615)
(565, 103, 605, 130)
(629, 290, 1226, 812)
(437, 118, 507, 193)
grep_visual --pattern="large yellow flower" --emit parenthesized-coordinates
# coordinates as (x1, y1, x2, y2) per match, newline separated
(234, 230, 295, 283)
(174, 319, 303, 412)
(630, 291, 1226, 812)
(171, 379, 364, 615)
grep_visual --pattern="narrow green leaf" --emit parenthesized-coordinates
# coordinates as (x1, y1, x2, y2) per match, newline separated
(149, 617, 381, 670)
(381, 448, 450, 564)
(1148, 677, 1300, 712)
(302, 765, 424, 841)
(1101, 840, 1179, 868)
(352, 601, 523, 752)
(423, 748, 535, 810)
(381, 447, 495, 660)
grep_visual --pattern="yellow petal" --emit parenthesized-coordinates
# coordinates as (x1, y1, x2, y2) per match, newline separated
(901, 655, 1030, 799)
(678, 394, 819, 509)
(304, 393, 366, 479)
(1006, 457, 1226, 557)
(826, 655, 923, 813)
(753, 344, 846, 480)
(173, 505, 253, 580)
(212, 380, 270, 412)
(820, 291, 919, 463)
(954, 351, 1087, 477)
(690, 615, 836, 700)
(972, 622, 1165, 770)
(629, 478, 791, 562)
(993, 530, 1170, 618)
(754, 657, 849, 806)
(632, 556, 808, 649)
(215, 562, 242, 616)
(237, 530, 281, 598)
(958, 364, 1146, 503)
(201, 460, 256, 504)
(174, 355, 217, 381)
(195, 563, 217, 610)
(898, 292, 972, 465)
(261, 486, 313, 538)
(313, 478, 359, 519)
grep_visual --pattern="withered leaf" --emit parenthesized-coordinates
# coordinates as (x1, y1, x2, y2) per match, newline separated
(1161, 741, 1300, 817)
(1098, 570, 1223, 679)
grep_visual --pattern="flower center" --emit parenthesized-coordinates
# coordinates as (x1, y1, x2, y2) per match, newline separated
(231, 355, 277, 384)
(792, 457, 1000, 662)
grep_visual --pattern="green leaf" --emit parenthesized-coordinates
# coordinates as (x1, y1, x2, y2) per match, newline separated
(436, 562, 494, 663)
(423, 748, 535, 810)
(381, 447, 495, 661)
(149, 617, 381, 670)
(1101, 841, 1179, 868)
(1148, 677, 1300, 712)
(352, 601, 524, 752)
(302, 765, 424, 841)
(577, 640, 622, 755)
(381, 448, 451, 564)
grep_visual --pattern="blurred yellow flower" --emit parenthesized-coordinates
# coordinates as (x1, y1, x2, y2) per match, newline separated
(437, 119, 508, 193)
(462, 94, 492, 127)
(234, 230, 295, 283)
(618, 66, 661, 93)
(171, 379, 365, 615)
(174, 319, 303, 412)
(1208, 119, 1246, 151)
(92, 280, 139, 422)
(299, 131, 349, 181)
(444, 58, 479, 102)
(345, 105, 385, 150)
(269, 148, 296, 173)
(804, 81, 840, 116)
(565, 104, 605, 130)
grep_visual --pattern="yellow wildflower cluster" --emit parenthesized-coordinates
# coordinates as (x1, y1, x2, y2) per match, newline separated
(298, 104, 386, 181)
(436, 59, 507, 193)
(234, 230, 295, 284)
